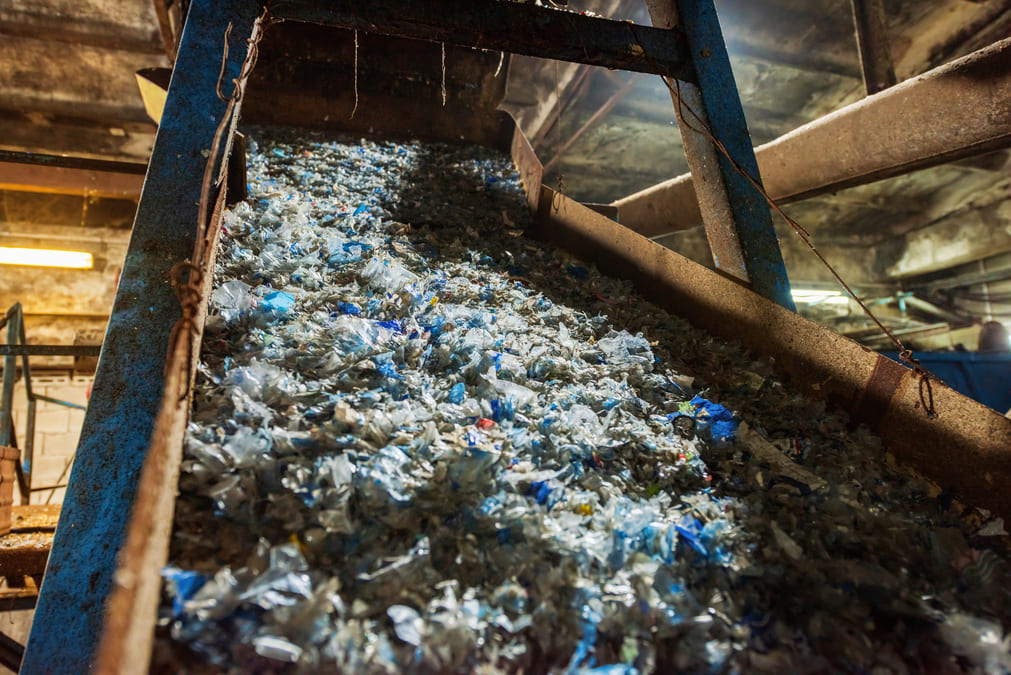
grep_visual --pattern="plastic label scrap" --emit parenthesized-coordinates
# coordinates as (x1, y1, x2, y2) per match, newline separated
(668, 395, 739, 443)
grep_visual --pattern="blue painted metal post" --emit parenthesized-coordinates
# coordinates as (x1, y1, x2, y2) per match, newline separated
(0, 306, 18, 448)
(649, 0, 794, 310)
(20, 1, 263, 671)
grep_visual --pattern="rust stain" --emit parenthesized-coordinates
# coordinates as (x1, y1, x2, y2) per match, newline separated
(854, 355, 908, 430)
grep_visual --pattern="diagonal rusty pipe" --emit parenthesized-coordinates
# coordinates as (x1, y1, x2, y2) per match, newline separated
(613, 37, 1011, 238)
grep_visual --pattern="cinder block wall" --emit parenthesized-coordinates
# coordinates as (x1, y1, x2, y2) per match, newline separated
(7, 374, 92, 505)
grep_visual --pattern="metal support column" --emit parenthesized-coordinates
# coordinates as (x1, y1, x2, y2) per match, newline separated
(20, 1, 264, 671)
(646, 0, 794, 309)
(0, 306, 17, 449)
(850, 0, 897, 94)
(16, 312, 34, 504)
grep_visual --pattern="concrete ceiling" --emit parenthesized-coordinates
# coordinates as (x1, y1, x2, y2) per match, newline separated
(2, 0, 1010, 359)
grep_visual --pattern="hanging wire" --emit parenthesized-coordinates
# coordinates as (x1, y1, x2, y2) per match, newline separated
(168, 9, 269, 401)
(552, 60, 567, 200)
(624, 25, 937, 417)
(441, 42, 448, 106)
(351, 30, 360, 119)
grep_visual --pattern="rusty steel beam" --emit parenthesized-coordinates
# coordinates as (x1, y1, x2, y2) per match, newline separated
(0, 151, 145, 199)
(271, 0, 698, 80)
(850, 0, 897, 94)
(614, 37, 1011, 238)
(645, 0, 747, 284)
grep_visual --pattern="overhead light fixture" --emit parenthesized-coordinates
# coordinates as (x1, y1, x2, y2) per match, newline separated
(791, 289, 849, 305)
(0, 246, 93, 269)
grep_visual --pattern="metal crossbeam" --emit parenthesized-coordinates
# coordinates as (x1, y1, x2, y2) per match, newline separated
(850, 0, 897, 94)
(271, 0, 697, 81)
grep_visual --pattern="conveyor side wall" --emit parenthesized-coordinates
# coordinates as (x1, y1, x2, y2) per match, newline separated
(528, 181, 1011, 522)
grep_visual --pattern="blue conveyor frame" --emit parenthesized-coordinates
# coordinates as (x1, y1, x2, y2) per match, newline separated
(21, 1, 789, 670)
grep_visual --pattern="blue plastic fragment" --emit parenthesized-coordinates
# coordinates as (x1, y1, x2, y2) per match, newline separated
(335, 302, 361, 316)
(261, 290, 295, 315)
(353, 204, 369, 216)
(162, 567, 206, 617)
(448, 382, 466, 404)
(376, 361, 404, 381)
(700, 520, 733, 565)
(489, 398, 516, 421)
(668, 395, 739, 443)
(565, 600, 603, 674)
(675, 516, 707, 556)
(376, 319, 403, 333)
(566, 264, 589, 279)
(531, 481, 552, 505)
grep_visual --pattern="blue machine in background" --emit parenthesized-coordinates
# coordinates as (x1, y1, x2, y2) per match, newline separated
(883, 352, 1011, 414)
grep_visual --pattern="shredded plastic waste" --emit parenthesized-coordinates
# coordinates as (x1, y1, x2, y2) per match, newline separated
(154, 130, 1011, 674)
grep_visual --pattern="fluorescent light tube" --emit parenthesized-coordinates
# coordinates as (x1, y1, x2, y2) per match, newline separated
(791, 289, 849, 305)
(0, 246, 94, 269)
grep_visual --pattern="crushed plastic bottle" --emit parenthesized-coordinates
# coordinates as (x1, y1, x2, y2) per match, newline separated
(156, 130, 1011, 674)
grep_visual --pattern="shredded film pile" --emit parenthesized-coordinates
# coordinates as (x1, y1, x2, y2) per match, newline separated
(153, 131, 1011, 674)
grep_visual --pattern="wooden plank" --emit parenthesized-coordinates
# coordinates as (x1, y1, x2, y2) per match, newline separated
(0, 507, 58, 579)
(0, 11, 162, 53)
(9, 505, 60, 531)
(0, 151, 145, 199)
